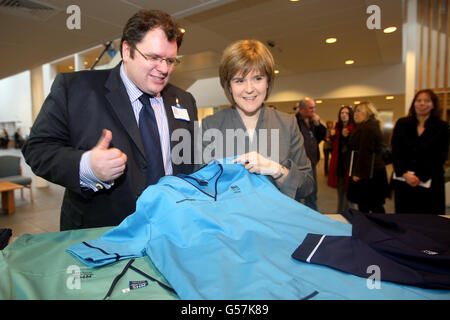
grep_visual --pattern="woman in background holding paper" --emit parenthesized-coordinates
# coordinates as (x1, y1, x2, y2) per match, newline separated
(391, 89, 449, 214)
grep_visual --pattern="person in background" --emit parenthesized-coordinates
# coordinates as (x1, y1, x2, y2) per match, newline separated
(22, 9, 198, 230)
(391, 89, 449, 214)
(347, 102, 389, 213)
(323, 120, 334, 176)
(198, 39, 314, 200)
(294, 98, 326, 210)
(0, 128, 9, 149)
(327, 106, 355, 213)
(14, 128, 25, 149)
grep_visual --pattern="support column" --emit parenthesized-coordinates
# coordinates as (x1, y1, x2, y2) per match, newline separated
(404, 0, 419, 115)
(74, 53, 86, 71)
(29, 66, 49, 188)
(42, 63, 57, 97)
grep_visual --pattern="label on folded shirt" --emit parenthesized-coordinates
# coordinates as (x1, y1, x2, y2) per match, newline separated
(129, 280, 148, 290)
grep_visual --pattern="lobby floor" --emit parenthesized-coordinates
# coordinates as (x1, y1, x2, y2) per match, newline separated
(0, 148, 397, 241)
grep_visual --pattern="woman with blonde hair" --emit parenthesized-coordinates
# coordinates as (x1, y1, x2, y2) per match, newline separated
(197, 39, 314, 199)
(347, 102, 389, 213)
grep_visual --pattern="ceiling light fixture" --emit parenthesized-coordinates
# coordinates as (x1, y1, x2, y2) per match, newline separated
(326, 37, 337, 44)
(179, 28, 186, 33)
(383, 26, 397, 34)
(354, 101, 361, 104)
(315, 99, 323, 103)
(274, 70, 280, 74)
(345, 60, 354, 65)
(386, 96, 395, 100)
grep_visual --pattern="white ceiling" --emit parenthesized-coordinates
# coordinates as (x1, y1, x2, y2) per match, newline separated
(0, 0, 403, 84)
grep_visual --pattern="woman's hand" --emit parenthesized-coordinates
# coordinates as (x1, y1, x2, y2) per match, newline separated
(342, 128, 350, 137)
(233, 152, 284, 179)
(403, 172, 420, 187)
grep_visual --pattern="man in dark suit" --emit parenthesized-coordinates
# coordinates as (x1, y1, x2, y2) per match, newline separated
(294, 97, 326, 210)
(22, 10, 198, 230)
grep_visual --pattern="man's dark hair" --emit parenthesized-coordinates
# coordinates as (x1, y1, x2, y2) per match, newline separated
(337, 105, 354, 129)
(120, 9, 183, 59)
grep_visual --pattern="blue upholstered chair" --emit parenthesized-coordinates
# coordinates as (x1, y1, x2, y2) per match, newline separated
(0, 156, 33, 201)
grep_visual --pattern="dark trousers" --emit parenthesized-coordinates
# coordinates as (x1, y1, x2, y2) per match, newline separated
(323, 148, 331, 176)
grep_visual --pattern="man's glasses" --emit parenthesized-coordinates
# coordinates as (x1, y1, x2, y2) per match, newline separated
(134, 46, 180, 67)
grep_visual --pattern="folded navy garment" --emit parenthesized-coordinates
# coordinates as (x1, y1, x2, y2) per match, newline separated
(0, 228, 12, 250)
(292, 209, 450, 289)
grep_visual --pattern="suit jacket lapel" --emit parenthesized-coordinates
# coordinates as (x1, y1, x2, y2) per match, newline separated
(104, 63, 147, 159)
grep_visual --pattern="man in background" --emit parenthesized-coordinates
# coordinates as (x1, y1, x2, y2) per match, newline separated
(294, 97, 326, 210)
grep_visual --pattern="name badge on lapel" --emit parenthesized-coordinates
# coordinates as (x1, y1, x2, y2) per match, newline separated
(171, 98, 190, 121)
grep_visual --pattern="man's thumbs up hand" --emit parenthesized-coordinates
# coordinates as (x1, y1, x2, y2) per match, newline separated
(95, 128, 113, 150)
(90, 129, 127, 182)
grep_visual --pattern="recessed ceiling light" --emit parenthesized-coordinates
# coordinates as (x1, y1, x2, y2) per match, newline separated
(354, 100, 361, 104)
(383, 26, 397, 34)
(274, 70, 280, 74)
(315, 99, 323, 103)
(345, 60, 354, 65)
(386, 96, 395, 100)
(326, 37, 337, 44)
(289, 0, 300, 2)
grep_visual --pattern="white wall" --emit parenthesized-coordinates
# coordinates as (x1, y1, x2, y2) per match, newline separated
(187, 77, 229, 108)
(0, 71, 33, 136)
